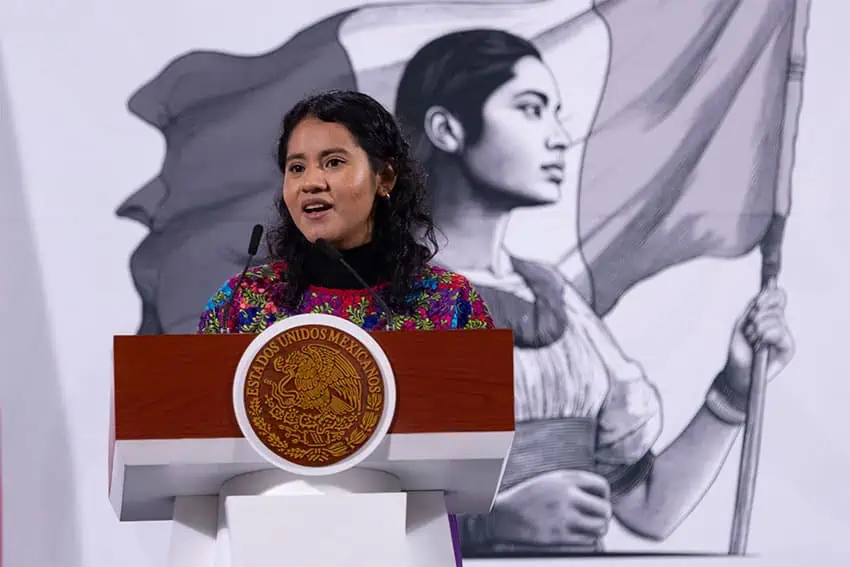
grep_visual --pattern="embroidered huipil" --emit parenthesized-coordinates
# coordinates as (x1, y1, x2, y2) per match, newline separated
(198, 254, 495, 567)
(197, 262, 493, 334)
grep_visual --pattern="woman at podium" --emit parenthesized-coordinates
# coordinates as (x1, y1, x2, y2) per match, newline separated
(197, 88, 493, 333)
(196, 88, 496, 565)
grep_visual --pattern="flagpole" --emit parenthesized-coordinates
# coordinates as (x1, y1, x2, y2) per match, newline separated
(728, 0, 810, 555)
(728, 219, 782, 556)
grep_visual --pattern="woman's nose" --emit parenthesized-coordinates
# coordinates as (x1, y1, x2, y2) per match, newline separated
(301, 167, 328, 192)
(546, 121, 571, 151)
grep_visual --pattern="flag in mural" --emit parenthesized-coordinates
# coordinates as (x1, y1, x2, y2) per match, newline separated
(573, 0, 798, 315)
(117, 0, 806, 556)
(117, 0, 802, 331)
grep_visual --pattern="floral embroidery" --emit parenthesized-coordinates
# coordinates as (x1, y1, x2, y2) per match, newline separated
(198, 262, 495, 334)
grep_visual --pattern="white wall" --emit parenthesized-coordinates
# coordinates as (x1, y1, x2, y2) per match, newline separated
(1, 1, 848, 566)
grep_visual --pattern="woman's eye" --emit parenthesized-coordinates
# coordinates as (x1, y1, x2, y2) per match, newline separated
(326, 158, 344, 168)
(288, 163, 304, 174)
(519, 104, 543, 119)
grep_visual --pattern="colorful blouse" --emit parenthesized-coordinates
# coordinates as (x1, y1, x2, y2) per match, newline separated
(197, 261, 494, 334)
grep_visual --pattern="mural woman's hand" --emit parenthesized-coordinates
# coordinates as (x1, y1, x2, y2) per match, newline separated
(723, 287, 795, 391)
(493, 470, 612, 546)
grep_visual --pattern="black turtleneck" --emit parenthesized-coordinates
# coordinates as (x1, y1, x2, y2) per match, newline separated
(303, 240, 384, 289)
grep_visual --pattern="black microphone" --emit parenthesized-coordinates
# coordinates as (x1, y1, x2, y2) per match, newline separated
(314, 238, 396, 331)
(221, 224, 264, 333)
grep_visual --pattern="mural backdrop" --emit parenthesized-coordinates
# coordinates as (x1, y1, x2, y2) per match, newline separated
(2, 1, 849, 566)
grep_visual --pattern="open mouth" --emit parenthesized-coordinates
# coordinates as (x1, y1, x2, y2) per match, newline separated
(303, 202, 333, 218)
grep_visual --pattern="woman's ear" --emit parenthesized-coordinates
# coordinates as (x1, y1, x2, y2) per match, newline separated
(423, 106, 465, 154)
(376, 162, 398, 198)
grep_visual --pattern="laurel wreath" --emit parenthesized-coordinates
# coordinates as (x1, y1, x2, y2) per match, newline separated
(247, 398, 288, 452)
(247, 390, 384, 464)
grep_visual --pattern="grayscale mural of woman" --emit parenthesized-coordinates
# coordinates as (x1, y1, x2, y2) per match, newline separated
(394, 29, 795, 557)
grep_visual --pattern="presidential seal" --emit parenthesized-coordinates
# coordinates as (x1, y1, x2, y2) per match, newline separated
(233, 314, 396, 475)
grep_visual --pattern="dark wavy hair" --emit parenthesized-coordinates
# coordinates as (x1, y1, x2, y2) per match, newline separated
(267, 90, 439, 313)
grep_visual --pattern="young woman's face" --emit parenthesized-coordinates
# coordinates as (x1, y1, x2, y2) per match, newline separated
(282, 117, 395, 249)
(463, 56, 569, 207)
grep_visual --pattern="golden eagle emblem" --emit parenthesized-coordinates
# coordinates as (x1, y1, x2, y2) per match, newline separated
(271, 344, 363, 416)
(241, 324, 386, 468)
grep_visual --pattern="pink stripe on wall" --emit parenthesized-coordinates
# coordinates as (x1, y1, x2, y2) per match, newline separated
(1, 410, 4, 567)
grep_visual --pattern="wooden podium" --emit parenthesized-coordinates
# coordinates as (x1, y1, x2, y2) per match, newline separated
(109, 324, 514, 567)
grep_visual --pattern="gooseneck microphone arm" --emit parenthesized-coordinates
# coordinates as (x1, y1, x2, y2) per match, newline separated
(221, 224, 265, 333)
(313, 238, 396, 331)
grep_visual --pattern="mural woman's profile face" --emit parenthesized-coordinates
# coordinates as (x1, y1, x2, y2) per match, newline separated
(464, 56, 569, 206)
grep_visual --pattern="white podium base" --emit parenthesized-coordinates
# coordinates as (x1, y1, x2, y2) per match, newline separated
(168, 468, 460, 567)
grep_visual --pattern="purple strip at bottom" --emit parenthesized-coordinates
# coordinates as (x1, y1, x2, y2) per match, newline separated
(448, 513, 462, 567)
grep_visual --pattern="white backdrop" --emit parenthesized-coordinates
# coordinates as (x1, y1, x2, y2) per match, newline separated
(1, 1, 849, 566)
